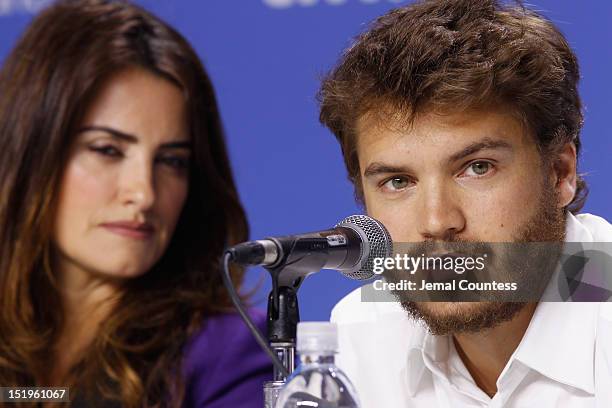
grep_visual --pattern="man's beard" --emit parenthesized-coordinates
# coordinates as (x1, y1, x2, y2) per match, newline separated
(399, 177, 567, 336)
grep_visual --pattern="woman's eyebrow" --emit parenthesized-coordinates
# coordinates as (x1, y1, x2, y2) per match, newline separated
(78, 125, 138, 143)
(159, 141, 191, 150)
(78, 125, 191, 149)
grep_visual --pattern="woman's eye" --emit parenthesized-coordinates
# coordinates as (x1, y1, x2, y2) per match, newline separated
(90, 145, 122, 157)
(463, 161, 493, 177)
(382, 177, 412, 191)
(158, 156, 189, 170)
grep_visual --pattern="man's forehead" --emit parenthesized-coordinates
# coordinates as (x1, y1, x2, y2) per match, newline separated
(355, 108, 533, 154)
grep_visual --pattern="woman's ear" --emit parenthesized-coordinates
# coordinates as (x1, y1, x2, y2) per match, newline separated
(553, 142, 577, 208)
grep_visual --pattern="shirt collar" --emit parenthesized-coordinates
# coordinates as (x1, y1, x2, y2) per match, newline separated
(511, 213, 598, 394)
(513, 301, 598, 394)
(405, 302, 599, 397)
(404, 332, 429, 396)
(404, 325, 450, 396)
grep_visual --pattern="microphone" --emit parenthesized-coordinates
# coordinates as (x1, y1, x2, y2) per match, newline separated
(226, 215, 392, 281)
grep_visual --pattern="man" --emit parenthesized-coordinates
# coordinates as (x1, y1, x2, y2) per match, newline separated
(318, 0, 612, 406)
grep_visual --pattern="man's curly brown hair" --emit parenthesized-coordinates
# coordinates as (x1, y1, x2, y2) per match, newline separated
(319, 0, 587, 213)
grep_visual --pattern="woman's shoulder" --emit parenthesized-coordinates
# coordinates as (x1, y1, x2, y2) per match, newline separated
(181, 308, 272, 408)
(182, 308, 267, 365)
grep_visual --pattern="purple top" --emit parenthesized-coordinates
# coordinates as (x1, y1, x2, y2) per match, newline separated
(181, 308, 273, 407)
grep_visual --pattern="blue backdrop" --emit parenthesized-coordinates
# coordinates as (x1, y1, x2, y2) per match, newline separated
(1, 0, 610, 321)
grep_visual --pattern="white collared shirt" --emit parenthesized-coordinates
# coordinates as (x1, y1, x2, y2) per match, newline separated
(330, 213, 612, 407)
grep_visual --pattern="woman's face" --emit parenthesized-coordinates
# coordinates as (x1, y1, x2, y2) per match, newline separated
(53, 67, 191, 280)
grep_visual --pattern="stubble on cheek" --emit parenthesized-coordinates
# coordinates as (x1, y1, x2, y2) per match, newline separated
(400, 176, 566, 335)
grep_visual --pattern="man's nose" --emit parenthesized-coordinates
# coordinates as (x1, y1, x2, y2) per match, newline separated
(415, 180, 465, 241)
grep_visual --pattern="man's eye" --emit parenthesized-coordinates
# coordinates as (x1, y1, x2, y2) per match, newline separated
(89, 145, 122, 157)
(382, 177, 411, 191)
(464, 161, 492, 177)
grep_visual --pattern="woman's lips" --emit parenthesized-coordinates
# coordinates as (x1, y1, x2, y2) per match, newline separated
(100, 222, 155, 240)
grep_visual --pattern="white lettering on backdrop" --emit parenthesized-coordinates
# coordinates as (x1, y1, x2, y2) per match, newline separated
(0, 0, 51, 16)
(263, 0, 404, 9)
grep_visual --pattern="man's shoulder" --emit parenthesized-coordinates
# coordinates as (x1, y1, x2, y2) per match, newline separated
(600, 302, 612, 322)
(573, 213, 612, 241)
(330, 286, 371, 324)
(330, 284, 407, 324)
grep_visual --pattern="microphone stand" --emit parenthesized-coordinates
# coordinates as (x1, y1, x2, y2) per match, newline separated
(223, 244, 331, 407)
(263, 286, 298, 407)
(263, 260, 314, 408)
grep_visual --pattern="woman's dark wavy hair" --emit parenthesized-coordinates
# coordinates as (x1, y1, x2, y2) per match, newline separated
(0, 0, 248, 406)
(319, 0, 587, 213)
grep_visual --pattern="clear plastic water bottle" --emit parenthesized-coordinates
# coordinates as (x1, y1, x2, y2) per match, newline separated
(275, 322, 361, 408)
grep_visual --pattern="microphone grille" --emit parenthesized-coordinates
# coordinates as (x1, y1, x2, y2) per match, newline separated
(335, 214, 392, 280)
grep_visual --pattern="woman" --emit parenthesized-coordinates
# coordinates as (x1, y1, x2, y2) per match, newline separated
(0, 0, 271, 407)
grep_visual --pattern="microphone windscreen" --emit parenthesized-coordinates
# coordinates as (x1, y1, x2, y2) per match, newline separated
(336, 214, 393, 280)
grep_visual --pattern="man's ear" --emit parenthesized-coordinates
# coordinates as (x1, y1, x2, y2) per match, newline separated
(552, 142, 577, 208)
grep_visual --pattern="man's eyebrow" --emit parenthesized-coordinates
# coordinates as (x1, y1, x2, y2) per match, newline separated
(363, 138, 512, 177)
(78, 125, 191, 150)
(364, 163, 410, 177)
(448, 138, 512, 162)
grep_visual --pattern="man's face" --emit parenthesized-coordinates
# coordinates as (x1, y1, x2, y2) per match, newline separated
(356, 109, 566, 334)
